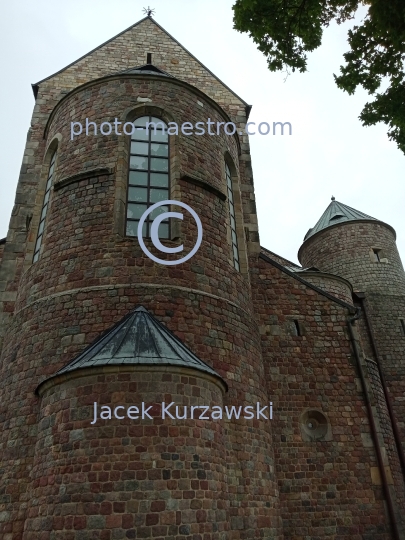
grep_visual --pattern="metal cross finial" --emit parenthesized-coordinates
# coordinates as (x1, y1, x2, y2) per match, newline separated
(143, 6, 155, 17)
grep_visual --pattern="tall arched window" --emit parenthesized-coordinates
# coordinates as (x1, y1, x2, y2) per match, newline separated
(126, 116, 170, 239)
(33, 150, 57, 262)
(226, 162, 240, 271)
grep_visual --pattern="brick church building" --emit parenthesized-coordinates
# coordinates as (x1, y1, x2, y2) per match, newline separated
(1, 14, 405, 540)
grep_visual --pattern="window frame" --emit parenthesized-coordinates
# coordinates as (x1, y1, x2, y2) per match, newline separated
(225, 162, 240, 272)
(372, 248, 381, 262)
(125, 115, 171, 240)
(33, 150, 57, 262)
(293, 320, 302, 336)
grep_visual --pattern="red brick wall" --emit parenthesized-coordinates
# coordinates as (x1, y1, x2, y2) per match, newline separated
(299, 221, 405, 498)
(298, 271, 353, 305)
(46, 77, 240, 195)
(1, 285, 283, 539)
(252, 257, 392, 539)
(299, 221, 405, 295)
(23, 368, 228, 540)
(0, 77, 282, 538)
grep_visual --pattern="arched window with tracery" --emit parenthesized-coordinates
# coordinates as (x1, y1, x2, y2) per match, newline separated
(33, 149, 57, 262)
(126, 116, 170, 239)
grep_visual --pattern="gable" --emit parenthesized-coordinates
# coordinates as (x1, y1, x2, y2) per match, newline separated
(33, 17, 247, 114)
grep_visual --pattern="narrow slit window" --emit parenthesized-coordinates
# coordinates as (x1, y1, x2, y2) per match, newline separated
(293, 320, 301, 336)
(225, 163, 240, 271)
(33, 150, 57, 262)
(400, 319, 405, 336)
(126, 116, 170, 239)
(372, 249, 381, 262)
(147, 53, 152, 64)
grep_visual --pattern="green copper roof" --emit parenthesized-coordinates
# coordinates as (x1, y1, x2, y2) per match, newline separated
(304, 198, 378, 241)
(48, 306, 223, 380)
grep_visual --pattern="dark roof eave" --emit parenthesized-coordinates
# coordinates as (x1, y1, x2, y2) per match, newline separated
(35, 363, 228, 397)
(260, 245, 301, 269)
(259, 252, 356, 313)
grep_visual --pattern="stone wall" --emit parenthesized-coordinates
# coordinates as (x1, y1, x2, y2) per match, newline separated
(35, 17, 247, 119)
(3, 12, 405, 540)
(298, 221, 405, 295)
(298, 220, 405, 490)
(252, 256, 393, 539)
(0, 31, 281, 538)
(0, 14, 258, 372)
(0, 239, 5, 266)
(298, 271, 353, 306)
(23, 367, 228, 540)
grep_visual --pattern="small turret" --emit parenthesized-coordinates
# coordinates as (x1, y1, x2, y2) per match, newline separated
(298, 198, 405, 295)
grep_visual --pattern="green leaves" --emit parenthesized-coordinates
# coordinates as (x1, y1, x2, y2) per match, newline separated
(361, 84, 405, 153)
(233, 0, 405, 154)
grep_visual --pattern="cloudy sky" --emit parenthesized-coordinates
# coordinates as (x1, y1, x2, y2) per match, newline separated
(1, 0, 404, 264)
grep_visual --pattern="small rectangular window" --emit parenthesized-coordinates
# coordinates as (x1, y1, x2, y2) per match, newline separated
(400, 319, 405, 336)
(372, 249, 381, 262)
(293, 320, 301, 336)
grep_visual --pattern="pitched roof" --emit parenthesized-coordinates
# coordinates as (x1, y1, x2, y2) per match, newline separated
(304, 198, 378, 241)
(51, 306, 223, 381)
(32, 16, 249, 110)
(259, 252, 356, 312)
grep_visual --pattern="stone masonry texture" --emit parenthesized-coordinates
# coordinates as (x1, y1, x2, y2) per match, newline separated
(0, 15, 405, 540)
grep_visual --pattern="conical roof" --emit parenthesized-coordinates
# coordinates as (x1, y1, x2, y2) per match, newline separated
(304, 198, 378, 241)
(51, 306, 222, 380)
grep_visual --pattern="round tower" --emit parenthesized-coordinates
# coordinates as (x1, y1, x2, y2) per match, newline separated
(298, 197, 405, 462)
(298, 197, 405, 296)
(0, 56, 282, 539)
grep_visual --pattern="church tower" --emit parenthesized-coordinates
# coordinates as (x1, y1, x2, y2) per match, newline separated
(2, 13, 405, 540)
(0, 15, 282, 540)
(299, 198, 405, 452)
(299, 198, 405, 536)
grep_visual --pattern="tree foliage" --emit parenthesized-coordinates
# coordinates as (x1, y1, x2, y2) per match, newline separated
(233, 0, 405, 153)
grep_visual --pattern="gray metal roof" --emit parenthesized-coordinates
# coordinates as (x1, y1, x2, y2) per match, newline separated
(304, 198, 378, 241)
(284, 266, 320, 273)
(117, 63, 175, 78)
(53, 306, 222, 380)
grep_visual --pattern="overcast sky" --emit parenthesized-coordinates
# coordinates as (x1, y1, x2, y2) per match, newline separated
(1, 0, 404, 264)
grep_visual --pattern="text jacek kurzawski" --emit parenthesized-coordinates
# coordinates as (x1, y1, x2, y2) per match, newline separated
(90, 402, 273, 424)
